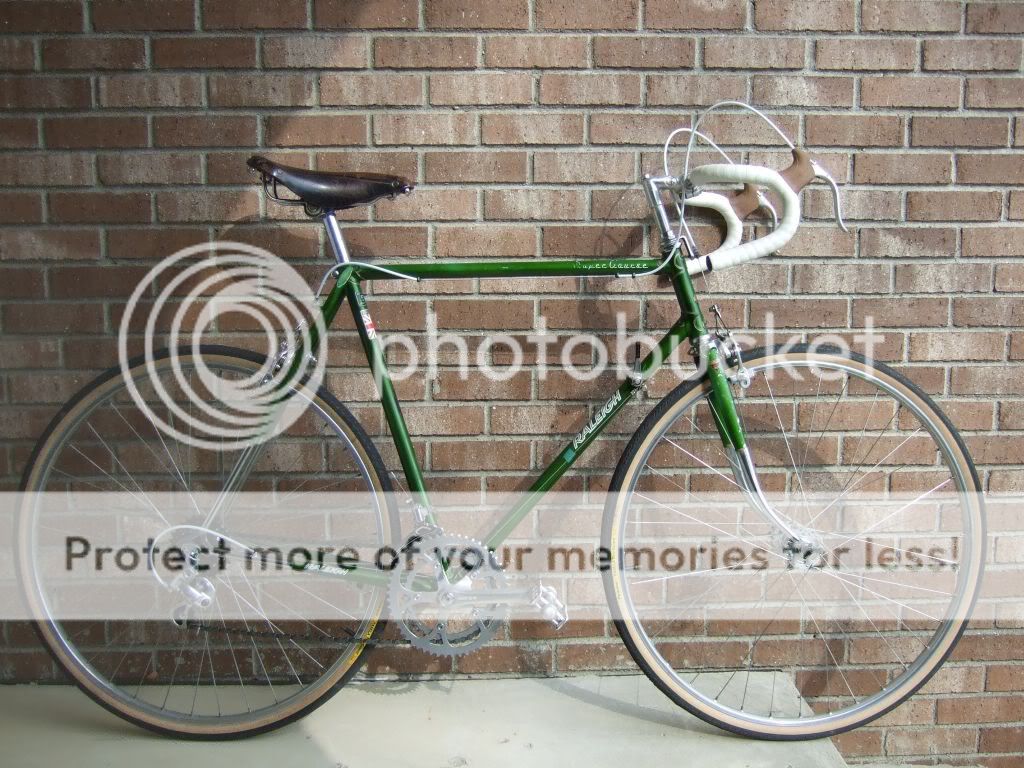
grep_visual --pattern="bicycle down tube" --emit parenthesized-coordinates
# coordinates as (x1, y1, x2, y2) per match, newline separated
(331, 247, 748, 559)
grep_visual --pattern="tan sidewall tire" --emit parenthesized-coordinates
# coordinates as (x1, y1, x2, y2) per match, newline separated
(602, 346, 984, 740)
(19, 347, 395, 739)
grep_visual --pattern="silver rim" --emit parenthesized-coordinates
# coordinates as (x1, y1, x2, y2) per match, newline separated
(608, 350, 983, 737)
(21, 353, 390, 735)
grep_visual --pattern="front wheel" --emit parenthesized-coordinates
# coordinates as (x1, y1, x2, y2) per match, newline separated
(602, 345, 984, 739)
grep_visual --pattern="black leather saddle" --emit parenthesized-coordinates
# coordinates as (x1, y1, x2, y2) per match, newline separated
(247, 156, 413, 211)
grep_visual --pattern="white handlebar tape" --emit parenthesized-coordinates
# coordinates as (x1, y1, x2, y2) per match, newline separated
(683, 191, 743, 251)
(684, 164, 800, 276)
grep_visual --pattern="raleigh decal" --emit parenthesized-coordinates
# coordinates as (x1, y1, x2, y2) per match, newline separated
(572, 391, 622, 450)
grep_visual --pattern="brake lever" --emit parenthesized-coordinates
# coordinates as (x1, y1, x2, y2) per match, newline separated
(810, 161, 849, 233)
(757, 191, 778, 229)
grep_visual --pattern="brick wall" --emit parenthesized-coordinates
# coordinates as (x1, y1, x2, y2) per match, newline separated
(1, 0, 1023, 763)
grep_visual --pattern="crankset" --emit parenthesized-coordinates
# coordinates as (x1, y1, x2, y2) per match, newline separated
(388, 532, 568, 658)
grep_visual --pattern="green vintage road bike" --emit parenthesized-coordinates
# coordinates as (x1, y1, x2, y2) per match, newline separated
(19, 111, 984, 741)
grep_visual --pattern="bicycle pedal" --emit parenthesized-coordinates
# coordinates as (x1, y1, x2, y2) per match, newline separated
(530, 584, 568, 629)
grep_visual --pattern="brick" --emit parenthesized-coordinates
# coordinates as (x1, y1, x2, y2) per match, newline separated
(156, 190, 260, 223)
(794, 171, 873, 211)
(646, 0, 745, 29)
(535, 0, 639, 30)
(855, 297, 949, 329)
(430, 73, 532, 106)
(97, 153, 202, 185)
(44, 116, 147, 149)
(374, 113, 476, 146)
(4, 304, 104, 335)
(49, 191, 151, 224)
(435, 225, 536, 257)
(0, 118, 37, 148)
(434, 299, 534, 330)
(375, 188, 477, 221)
(981, 726, 1024, 753)
(925, 39, 1022, 72)
(647, 74, 747, 106)
(753, 75, 854, 107)
(491, 405, 588, 434)
(105, 226, 208, 260)
(1010, 190, 1024, 220)
(534, 151, 635, 184)
(42, 38, 146, 70)
(542, 226, 643, 257)
(964, 227, 1024, 257)
(938, 695, 1021, 724)
(968, 2, 1024, 33)
(0, 192, 42, 224)
(986, 665, 1024, 692)
(911, 116, 1009, 147)
(539, 73, 641, 106)
(321, 73, 423, 106)
(594, 36, 696, 68)
(99, 74, 203, 108)
(996, 263, 1024, 291)
(0, 39, 34, 71)
(152, 37, 257, 69)
(816, 38, 918, 71)
(864, 227, 958, 257)
(425, 1, 528, 29)
(92, 0, 193, 30)
(208, 74, 314, 107)
(264, 114, 361, 148)
(0, 228, 100, 262)
(424, 151, 528, 183)
(854, 153, 952, 185)
(793, 263, 890, 294)
(885, 726, 978, 756)
(154, 116, 257, 147)
(484, 35, 588, 68)
(432, 440, 530, 470)
(861, 76, 961, 109)
(959, 154, 1024, 185)
(0, 76, 90, 110)
(749, 298, 848, 328)
(315, 150, 418, 179)
(755, 0, 854, 31)
(862, 0, 962, 32)
(895, 263, 992, 293)
(482, 113, 583, 145)
(967, 78, 1024, 109)
(5, 153, 93, 187)
(806, 115, 903, 147)
(907, 191, 1003, 222)
(313, 0, 418, 29)
(0, 1, 83, 32)
(262, 35, 367, 68)
(706, 37, 804, 70)
(910, 331, 1005, 361)
(954, 297, 1024, 327)
(484, 189, 586, 220)
(690, 113, 800, 146)
(374, 37, 478, 69)
(202, 0, 307, 29)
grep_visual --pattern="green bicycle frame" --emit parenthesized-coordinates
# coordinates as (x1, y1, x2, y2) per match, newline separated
(312, 246, 748, 567)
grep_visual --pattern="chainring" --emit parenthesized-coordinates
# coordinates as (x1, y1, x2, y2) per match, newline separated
(388, 532, 507, 657)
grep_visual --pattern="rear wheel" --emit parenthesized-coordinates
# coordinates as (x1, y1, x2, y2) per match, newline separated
(603, 345, 983, 739)
(19, 346, 397, 738)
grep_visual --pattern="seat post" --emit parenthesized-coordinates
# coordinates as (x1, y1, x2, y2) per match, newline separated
(323, 211, 352, 264)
